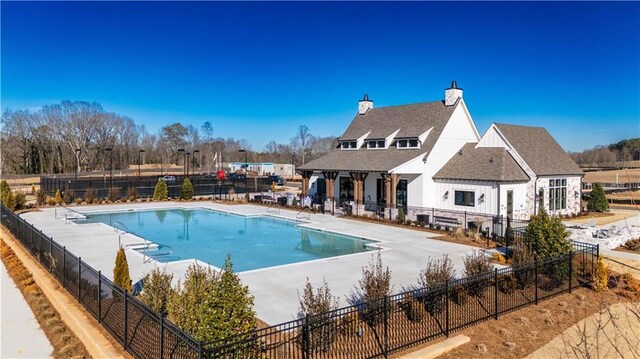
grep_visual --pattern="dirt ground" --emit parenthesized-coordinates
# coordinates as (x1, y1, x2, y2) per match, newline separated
(526, 302, 640, 359)
(428, 289, 637, 359)
(584, 169, 640, 183)
(566, 210, 637, 226)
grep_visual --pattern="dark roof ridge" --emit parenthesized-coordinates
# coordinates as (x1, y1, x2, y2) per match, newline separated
(494, 123, 545, 130)
(369, 99, 447, 111)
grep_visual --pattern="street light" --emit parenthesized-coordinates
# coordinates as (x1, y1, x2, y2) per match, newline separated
(192, 150, 200, 176)
(75, 148, 81, 181)
(138, 149, 145, 178)
(239, 149, 248, 195)
(177, 149, 185, 176)
(186, 152, 191, 178)
(104, 148, 113, 188)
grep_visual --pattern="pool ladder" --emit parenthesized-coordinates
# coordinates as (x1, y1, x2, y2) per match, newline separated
(112, 221, 174, 263)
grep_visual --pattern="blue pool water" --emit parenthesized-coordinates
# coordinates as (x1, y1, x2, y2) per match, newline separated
(81, 208, 374, 271)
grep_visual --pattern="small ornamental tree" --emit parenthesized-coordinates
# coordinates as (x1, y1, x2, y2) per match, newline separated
(36, 188, 47, 206)
(209, 255, 257, 341)
(127, 186, 138, 202)
(113, 247, 132, 293)
(63, 189, 74, 205)
(348, 251, 392, 324)
(592, 255, 608, 292)
(0, 180, 10, 198)
(180, 178, 194, 200)
(2, 191, 16, 210)
(54, 189, 63, 205)
(153, 180, 168, 201)
(14, 192, 26, 210)
(524, 209, 571, 259)
(463, 251, 493, 297)
(139, 268, 174, 316)
(587, 183, 609, 212)
(418, 255, 456, 315)
(84, 188, 97, 204)
(298, 278, 339, 353)
(168, 264, 218, 339)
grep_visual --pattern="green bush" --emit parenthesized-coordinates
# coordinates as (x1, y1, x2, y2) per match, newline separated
(168, 256, 256, 343)
(113, 247, 132, 293)
(396, 208, 405, 224)
(463, 251, 493, 297)
(2, 191, 16, 210)
(84, 188, 97, 204)
(36, 188, 47, 206)
(511, 247, 535, 289)
(587, 183, 609, 212)
(54, 190, 63, 205)
(63, 189, 74, 205)
(0, 180, 10, 198)
(14, 192, 27, 209)
(139, 268, 174, 316)
(153, 180, 168, 201)
(524, 209, 571, 259)
(418, 255, 455, 315)
(297, 278, 339, 353)
(180, 178, 194, 200)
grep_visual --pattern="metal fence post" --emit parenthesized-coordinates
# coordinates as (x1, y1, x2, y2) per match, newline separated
(78, 257, 82, 300)
(198, 341, 203, 359)
(445, 280, 450, 337)
(63, 246, 66, 286)
(568, 250, 573, 293)
(160, 315, 165, 359)
(384, 296, 389, 358)
(303, 314, 310, 359)
(534, 259, 539, 305)
(494, 269, 499, 319)
(98, 271, 102, 323)
(124, 291, 128, 350)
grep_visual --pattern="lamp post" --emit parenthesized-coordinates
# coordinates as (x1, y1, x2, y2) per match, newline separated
(104, 148, 113, 188)
(291, 154, 295, 180)
(186, 152, 191, 178)
(138, 149, 145, 178)
(192, 150, 200, 176)
(239, 149, 248, 194)
(177, 149, 185, 176)
(75, 148, 81, 181)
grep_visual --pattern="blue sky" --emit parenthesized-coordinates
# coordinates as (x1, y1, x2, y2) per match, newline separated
(2, 1, 639, 152)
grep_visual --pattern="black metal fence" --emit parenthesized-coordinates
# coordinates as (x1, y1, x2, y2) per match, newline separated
(41, 175, 274, 200)
(201, 242, 597, 358)
(252, 195, 529, 246)
(0, 204, 203, 359)
(1, 203, 598, 359)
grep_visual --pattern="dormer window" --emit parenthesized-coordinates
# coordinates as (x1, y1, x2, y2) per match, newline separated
(396, 138, 420, 149)
(340, 141, 358, 150)
(367, 140, 386, 149)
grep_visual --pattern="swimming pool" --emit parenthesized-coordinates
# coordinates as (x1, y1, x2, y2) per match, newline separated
(81, 208, 375, 271)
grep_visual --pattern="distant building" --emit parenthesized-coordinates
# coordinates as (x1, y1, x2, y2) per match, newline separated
(299, 81, 583, 219)
(229, 162, 296, 177)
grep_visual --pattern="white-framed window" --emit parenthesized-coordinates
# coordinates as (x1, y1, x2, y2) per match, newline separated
(340, 141, 358, 150)
(396, 138, 419, 149)
(548, 179, 567, 211)
(367, 140, 386, 149)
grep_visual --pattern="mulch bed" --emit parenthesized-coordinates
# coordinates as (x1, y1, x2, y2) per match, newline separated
(1, 239, 90, 358)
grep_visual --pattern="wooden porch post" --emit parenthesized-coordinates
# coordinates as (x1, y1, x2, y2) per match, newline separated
(390, 173, 399, 207)
(383, 173, 391, 205)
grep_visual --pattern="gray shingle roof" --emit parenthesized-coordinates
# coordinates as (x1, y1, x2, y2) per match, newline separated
(300, 100, 457, 172)
(495, 124, 584, 176)
(433, 143, 530, 182)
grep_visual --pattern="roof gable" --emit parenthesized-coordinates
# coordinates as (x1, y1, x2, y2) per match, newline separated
(494, 124, 583, 176)
(434, 143, 530, 182)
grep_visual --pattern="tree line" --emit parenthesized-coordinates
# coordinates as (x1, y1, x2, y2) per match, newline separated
(568, 138, 640, 165)
(0, 100, 337, 176)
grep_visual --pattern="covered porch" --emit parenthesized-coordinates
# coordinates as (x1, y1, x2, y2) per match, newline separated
(299, 169, 410, 213)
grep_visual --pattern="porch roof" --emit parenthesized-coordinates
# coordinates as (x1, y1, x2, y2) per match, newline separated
(433, 143, 530, 182)
(298, 146, 426, 172)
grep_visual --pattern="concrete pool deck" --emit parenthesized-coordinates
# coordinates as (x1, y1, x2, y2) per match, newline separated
(22, 202, 485, 324)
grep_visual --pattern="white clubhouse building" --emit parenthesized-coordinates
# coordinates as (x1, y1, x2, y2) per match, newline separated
(299, 82, 583, 221)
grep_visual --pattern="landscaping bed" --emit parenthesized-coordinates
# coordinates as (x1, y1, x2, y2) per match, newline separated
(0, 239, 90, 358)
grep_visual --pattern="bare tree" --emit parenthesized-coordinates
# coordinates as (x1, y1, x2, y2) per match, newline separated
(291, 125, 312, 165)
